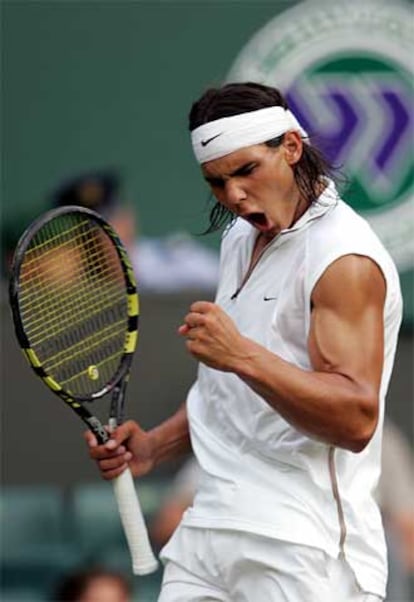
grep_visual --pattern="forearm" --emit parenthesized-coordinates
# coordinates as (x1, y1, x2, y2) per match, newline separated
(148, 403, 192, 467)
(232, 337, 377, 452)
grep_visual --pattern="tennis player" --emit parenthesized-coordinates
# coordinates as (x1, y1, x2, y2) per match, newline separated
(86, 82, 402, 601)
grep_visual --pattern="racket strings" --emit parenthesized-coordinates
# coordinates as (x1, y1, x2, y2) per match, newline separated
(18, 215, 129, 395)
(33, 307, 126, 372)
(45, 318, 126, 374)
(60, 345, 126, 389)
(19, 219, 92, 258)
(19, 233, 122, 303)
(21, 281, 124, 344)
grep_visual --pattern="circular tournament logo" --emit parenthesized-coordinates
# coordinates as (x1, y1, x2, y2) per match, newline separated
(227, 0, 413, 271)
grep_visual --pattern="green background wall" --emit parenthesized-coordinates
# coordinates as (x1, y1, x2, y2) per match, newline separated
(2, 0, 299, 244)
(1, 0, 413, 485)
(1, 7, 412, 602)
(2, 0, 413, 325)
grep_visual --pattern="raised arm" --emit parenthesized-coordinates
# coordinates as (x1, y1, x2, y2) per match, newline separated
(180, 254, 386, 452)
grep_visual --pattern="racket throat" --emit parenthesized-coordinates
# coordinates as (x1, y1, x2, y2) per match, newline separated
(110, 379, 128, 428)
(79, 410, 109, 444)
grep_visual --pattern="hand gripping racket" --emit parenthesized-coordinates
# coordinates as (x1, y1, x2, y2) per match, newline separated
(8, 205, 158, 575)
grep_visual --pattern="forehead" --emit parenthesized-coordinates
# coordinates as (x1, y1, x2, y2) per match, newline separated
(201, 143, 270, 177)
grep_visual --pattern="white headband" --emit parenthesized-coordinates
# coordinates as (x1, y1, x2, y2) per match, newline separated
(191, 106, 308, 164)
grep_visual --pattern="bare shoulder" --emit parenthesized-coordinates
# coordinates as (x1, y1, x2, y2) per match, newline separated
(312, 254, 386, 311)
(309, 254, 386, 388)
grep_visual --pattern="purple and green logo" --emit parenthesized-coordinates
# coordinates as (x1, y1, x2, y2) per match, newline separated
(228, 0, 413, 271)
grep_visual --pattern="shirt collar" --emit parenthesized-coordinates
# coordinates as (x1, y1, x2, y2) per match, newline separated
(279, 178, 339, 235)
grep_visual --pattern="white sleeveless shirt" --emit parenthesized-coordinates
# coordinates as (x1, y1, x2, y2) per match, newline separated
(183, 180, 402, 597)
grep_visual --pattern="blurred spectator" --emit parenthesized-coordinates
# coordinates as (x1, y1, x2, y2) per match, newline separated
(51, 169, 220, 293)
(150, 455, 201, 550)
(53, 567, 132, 602)
(378, 419, 414, 601)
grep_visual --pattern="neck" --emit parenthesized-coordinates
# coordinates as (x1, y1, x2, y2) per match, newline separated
(287, 194, 310, 229)
(286, 177, 327, 229)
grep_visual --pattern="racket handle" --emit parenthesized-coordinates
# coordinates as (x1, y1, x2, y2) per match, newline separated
(112, 468, 159, 575)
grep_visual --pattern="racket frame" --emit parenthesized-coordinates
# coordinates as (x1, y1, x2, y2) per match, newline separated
(9, 205, 138, 402)
(8, 205, 158, 575)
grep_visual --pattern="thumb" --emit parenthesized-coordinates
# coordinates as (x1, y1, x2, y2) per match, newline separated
(178, 324, 190, 336)
(106, 420, 140, 449)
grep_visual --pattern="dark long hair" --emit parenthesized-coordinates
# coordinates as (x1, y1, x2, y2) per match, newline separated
(189, 82, 335, 233)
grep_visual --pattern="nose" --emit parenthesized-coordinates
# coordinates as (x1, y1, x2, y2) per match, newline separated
(224, 178, 247, 207)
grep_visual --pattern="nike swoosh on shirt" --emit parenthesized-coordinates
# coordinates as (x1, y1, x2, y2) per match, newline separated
(201, 133, 222, 147)
(263, 296, 278, 301)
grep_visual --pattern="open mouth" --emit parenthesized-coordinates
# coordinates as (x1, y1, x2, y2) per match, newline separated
(245, 212, 269, 230)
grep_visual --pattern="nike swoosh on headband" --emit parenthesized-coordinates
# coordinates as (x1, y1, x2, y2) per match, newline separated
(201, 133, 222, 147)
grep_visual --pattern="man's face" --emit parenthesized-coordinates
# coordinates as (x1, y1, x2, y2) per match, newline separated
(201, 131, 303, 238)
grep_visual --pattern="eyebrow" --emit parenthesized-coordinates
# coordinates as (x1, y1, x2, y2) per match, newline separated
(204, 161, 256, 185)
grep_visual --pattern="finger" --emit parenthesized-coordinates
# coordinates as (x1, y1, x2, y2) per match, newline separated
(99, 452, 132, 473)
(190, 301, 213, 313)
(100, 463, 129, 481)
(84, 430, 98, 448)
(178, 324, 190, 336)
(186, 326, 206, 342)
(183, 312, 206, 328)
(89, 444, 127, 461)
(186, 339, 202, 356)
(106, 421, 138, 448)
(104, 438, 119, 451)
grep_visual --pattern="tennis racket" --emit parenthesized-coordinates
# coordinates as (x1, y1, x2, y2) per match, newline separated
(8, 205, 158, 576)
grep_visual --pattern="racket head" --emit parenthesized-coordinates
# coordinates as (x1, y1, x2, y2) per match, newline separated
(9, 205, 139, 403)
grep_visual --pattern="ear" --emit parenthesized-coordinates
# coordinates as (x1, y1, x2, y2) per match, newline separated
(282, 131, 303, 165)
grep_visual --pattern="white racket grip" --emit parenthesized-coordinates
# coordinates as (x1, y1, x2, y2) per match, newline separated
(112, 468, 159, 575)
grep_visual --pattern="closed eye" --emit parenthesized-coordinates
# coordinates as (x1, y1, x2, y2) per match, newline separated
(205, 176, 225, 189)
(233, 163, 256, 177)
(204, 163, 257, 188)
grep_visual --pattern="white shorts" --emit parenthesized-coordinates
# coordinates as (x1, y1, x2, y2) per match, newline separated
(158, 526, 383, 602)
